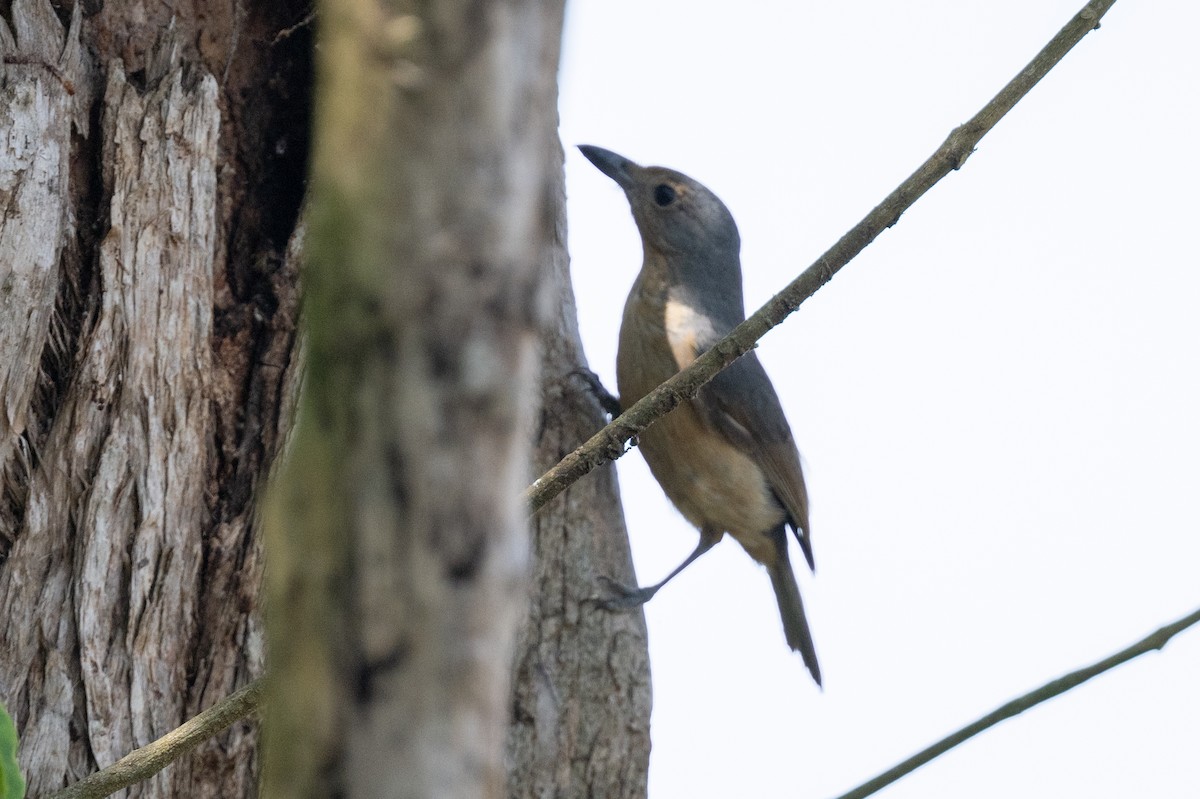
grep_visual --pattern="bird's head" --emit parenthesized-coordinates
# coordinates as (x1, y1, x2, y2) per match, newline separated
(578, 145, 741, 262)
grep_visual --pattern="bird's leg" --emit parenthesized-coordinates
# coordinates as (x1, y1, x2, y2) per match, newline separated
(598, 528, 722, 610)
(567, 367, 622, 417)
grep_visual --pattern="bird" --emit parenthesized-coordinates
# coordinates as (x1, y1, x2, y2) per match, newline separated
(578, 144, 821, 685)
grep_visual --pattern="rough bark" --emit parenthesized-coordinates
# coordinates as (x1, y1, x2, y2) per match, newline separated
(0, 1, 310, 796)
(505, 140, 652, 798)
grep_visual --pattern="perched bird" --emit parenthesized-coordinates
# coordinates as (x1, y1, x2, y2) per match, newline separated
(578, 144, 821, 685)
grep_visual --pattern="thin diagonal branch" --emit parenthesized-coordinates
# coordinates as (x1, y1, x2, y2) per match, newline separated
(47, 679, 265, 799)
(830, 605, 1200, 799)
(523, 0, 1119, 514)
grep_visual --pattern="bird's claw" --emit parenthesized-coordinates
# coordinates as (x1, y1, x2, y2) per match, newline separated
(595, 575, 658, 610)
(567, 368, 622, 417)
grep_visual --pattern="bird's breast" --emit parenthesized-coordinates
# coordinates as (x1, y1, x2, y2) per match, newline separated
(616, 287, 784, 553)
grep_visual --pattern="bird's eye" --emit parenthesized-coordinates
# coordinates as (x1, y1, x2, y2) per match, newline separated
(653, 184, 677, 207)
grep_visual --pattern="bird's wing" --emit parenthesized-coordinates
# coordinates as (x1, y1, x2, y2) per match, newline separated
(694, 352, 814, 571)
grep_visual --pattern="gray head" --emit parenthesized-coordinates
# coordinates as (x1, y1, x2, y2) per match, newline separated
(578, 145, 741, 262)
(579, 145, 745, 322)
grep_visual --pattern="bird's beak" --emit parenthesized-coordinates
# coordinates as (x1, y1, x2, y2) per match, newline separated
(578, 144, 638, 190)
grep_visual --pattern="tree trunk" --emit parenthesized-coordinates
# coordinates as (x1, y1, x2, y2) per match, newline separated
(505, 139, 651, 798)
(261, 1, 651, 797)
(0, 1, 309, 796)
(3, 1, 651, 796)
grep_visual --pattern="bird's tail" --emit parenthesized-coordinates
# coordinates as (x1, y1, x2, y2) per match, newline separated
(767, 531, 821, 686)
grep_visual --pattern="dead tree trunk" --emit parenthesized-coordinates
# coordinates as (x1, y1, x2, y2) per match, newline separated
(0, 2, 309, 796)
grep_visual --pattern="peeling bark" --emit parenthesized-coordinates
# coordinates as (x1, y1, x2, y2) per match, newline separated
(0, 1, 309, 796)
(0, 1, 87, 557)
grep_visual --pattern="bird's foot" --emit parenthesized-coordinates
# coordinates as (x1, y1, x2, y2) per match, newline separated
(595, 575, 660, 610)
(567, 368, 622, 417)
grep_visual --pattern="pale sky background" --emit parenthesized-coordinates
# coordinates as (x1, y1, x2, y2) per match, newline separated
(557, 2, 1200, 797)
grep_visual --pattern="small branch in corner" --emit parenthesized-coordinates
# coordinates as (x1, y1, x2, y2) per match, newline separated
(2, 55, 76, 95)
(273, 10, 318, 45)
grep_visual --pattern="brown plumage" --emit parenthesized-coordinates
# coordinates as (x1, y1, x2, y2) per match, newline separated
(579, 144, 821, 685)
